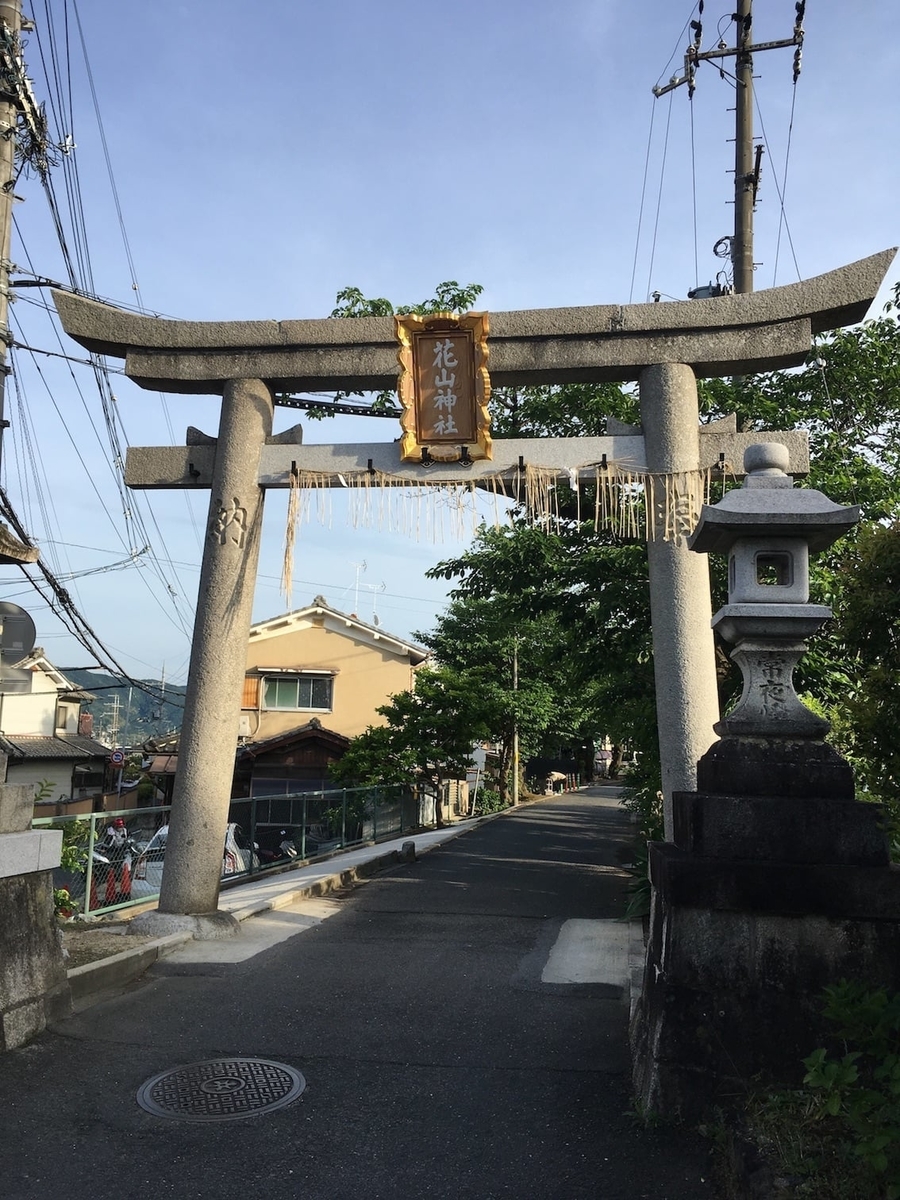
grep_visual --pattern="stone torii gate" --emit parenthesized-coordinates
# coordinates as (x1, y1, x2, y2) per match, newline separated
(53, 250, 893, 933)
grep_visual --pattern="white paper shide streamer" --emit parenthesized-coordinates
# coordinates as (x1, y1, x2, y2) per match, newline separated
(279, 461, 712, 599)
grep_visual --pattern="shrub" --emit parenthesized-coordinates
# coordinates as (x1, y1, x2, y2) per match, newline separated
(746, 982, 900, 1198)
(472, 787, 506, 815)
(619, 755, 664, 919)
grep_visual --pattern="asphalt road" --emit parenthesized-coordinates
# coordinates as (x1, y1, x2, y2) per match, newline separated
(0, 791, 714, 1199)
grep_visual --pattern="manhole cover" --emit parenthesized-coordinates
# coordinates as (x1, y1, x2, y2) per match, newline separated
(137, 1058, 306, 1121)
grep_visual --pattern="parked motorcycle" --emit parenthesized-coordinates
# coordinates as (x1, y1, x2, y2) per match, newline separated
(93, 833, 140, 906)
(257, 830, 298, 865)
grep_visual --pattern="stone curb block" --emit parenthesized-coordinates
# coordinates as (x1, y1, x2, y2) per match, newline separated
(67, 846, 419, 1002)
(66, 931, 193, 1002)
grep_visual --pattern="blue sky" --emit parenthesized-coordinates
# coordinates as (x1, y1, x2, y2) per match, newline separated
(3, 0, 898, 683)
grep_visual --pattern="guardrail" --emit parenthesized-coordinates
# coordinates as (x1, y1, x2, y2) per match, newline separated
(35, 783, 429, 918)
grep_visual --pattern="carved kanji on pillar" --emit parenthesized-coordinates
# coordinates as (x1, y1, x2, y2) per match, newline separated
(212, 497, 248, 548)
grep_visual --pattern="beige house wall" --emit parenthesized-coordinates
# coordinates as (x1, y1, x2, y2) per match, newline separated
(243, 620, 420, 741)
(1, 671, 59, 737)
(10, 761, 72, 800)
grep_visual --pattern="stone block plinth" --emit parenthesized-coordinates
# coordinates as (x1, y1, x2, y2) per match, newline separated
(0, 870, 71, 1051)
(0, 784, 36, 834)
(630, 741, 900, 1121)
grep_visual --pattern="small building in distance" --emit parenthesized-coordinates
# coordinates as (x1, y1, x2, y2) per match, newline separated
(0, 649, 111, 814)
(233, 596, 429, 797)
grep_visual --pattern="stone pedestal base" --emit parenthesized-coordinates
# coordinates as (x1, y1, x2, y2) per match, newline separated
(630, 738, 900, 1120)
(129, 909, 239, 940)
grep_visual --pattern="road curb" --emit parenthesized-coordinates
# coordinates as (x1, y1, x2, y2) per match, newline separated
(66, 931, 193, 1003)
(227, 846, 404, 921)
(64, 803, 602, 1007)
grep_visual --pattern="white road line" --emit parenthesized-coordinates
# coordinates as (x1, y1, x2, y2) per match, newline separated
(541, 918, 632, 986)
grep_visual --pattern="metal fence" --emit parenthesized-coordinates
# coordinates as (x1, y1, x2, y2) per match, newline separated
(35, 783, 429, 919)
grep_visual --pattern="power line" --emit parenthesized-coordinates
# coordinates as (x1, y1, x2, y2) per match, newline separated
(0, 483, 176, 706)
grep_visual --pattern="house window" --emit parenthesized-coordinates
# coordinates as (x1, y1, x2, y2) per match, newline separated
(263, 674, 333, 712)
(56, 704, 77, 733)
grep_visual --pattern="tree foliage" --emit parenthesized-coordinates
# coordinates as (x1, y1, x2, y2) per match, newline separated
(426, 520, 658, 778)
(330, 667, 483, 819)
(415, 586, 571, 795)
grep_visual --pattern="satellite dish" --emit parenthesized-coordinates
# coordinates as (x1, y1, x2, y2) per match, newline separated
(0, 602, 36, 662)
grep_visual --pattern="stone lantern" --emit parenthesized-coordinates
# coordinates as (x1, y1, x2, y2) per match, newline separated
(630, 440, 900, 1123)
(688, 441, 859, 741)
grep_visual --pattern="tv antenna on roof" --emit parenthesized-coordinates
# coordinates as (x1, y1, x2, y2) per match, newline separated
(361, 581, 386, 627)
(350, 560, 367, 615)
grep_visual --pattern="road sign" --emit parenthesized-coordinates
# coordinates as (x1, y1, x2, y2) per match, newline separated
(110, 750, 125, 766)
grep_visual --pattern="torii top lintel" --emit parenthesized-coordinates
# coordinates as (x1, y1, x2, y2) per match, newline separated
(52, 251, 895, 395)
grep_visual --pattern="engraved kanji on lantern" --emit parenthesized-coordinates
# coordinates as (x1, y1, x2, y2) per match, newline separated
(395, 311, 491, 463)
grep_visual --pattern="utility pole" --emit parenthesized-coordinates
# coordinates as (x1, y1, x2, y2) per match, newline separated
(0, 0, 41, 563)
(0, 0, 22, 467)
(733, 0, 755, 294)
(653, 0, 805, 295)
(123, 685, 133, 747)
(511, 635, 519, 807)
(109, 693, 120, 746)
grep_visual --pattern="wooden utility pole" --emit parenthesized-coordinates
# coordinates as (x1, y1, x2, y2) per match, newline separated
(733, 0, 756, 294)
(653, 0, 805, 295)
(0, 0, 40, 563)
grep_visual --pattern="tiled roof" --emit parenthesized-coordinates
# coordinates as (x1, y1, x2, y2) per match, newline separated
(250, 597, 429, 663)
(236, 720, 350, 760)
(147, 754, 178, 775)
(0, 733, 111, 761)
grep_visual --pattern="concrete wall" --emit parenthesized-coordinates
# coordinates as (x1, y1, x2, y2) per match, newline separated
(0, 784, 70, 1051)
(9, 762, 72, 800)
(0, 671, 58, 736)
(0, 872, 71, 1050)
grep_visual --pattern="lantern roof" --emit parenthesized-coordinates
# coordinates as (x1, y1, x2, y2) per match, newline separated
(688, 442, 860, 555)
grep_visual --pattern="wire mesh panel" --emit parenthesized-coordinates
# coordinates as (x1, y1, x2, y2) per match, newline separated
(36, 805, 170, 917)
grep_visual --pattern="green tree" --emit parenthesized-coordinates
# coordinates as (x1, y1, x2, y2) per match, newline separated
(331, 666, 485, 826)
(415, 588, 562, 798)
(427, 519, 659, 779)
(832, 521, 900, 817)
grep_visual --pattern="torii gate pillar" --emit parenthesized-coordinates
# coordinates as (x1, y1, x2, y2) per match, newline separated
(641, 363, 719, 832)
(157, 377, 273, 925)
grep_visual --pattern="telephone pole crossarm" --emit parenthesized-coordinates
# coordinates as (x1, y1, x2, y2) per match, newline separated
(650, 0, 807, 296)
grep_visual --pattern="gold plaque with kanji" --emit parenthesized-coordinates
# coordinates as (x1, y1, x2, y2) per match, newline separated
(395, 311, 491, 462)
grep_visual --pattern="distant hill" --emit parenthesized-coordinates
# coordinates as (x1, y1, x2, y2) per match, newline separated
(63, 669, 186, 749)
